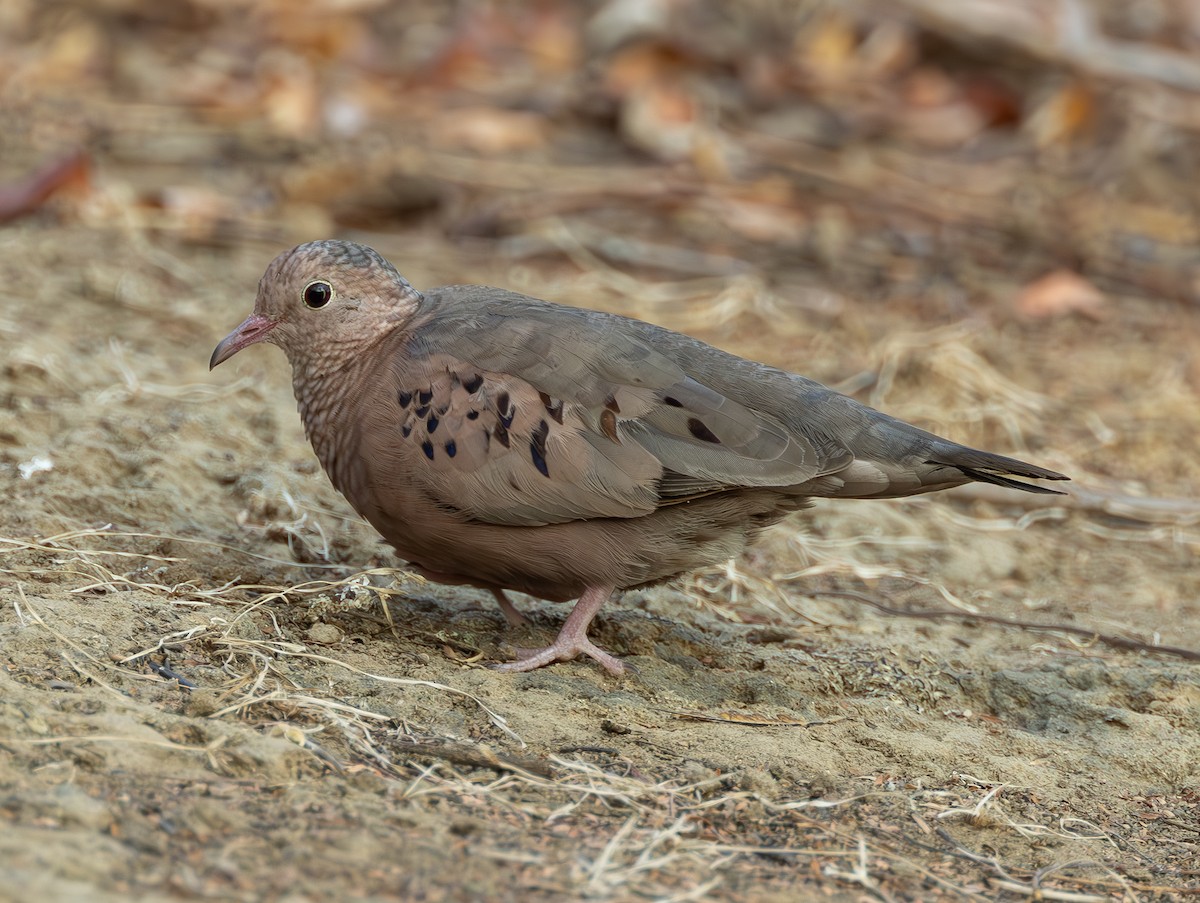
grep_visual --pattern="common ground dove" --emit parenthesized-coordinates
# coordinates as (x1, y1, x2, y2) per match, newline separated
(211, 240, 1067, 674)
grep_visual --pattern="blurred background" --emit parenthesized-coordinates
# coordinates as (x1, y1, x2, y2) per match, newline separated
(5, 0, 1200, 305)
(2, 1, 1199, 900)
(4, 0, 1200, 484)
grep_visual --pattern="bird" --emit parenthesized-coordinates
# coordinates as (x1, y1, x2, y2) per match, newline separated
(211, 240, 1068, 675)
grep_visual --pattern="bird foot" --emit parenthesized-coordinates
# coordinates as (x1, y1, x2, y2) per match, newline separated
(487, 584, 624, 675)
(491, 635, 626, 675)
(492, 589, 531, 629)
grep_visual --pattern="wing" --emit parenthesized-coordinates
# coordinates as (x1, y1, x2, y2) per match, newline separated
(377, 290, 852, 527)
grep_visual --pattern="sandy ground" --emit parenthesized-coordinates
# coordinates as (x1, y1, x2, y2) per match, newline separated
(2, 3, 1200, 900)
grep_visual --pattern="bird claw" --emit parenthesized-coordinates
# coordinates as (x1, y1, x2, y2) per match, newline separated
(490, 637, 627, 675)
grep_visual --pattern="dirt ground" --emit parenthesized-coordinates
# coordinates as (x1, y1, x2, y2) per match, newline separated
(2, 2, 1199, 901)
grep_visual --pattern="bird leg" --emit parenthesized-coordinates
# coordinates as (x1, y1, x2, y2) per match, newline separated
(491, 589, 530, 629)
(490, 585, 625, 675)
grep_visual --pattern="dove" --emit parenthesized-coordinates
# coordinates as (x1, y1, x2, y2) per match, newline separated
(211, 240, 1067, 675)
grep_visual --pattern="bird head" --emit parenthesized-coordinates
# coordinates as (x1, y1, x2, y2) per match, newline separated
(210, 240, 423, 374)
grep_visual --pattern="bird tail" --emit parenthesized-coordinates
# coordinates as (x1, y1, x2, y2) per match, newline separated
(927, 448, 1069, 495)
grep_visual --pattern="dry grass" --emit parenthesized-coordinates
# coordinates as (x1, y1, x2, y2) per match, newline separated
(4, 501, 1197, 900)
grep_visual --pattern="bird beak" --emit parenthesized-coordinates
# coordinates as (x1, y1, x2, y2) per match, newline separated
(210, 314, 276, 369)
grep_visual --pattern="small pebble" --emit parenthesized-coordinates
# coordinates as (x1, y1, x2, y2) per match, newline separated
(306, 622, 343, 645)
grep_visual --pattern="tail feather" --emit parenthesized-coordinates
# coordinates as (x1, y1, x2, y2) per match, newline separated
(946, 463, 1068, 495)
(927, 446, 1070, 496)
(789, 396, 1071, 499)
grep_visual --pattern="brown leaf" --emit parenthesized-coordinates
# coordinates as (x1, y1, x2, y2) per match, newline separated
(525, 5, 582, 74)
(0, 151, 91, 224)
(1027, 81, 1095, 147)
(258, 50, 321, 136)
(797, 12, 860, 82)
(897, 68, 989, 147)
(603, 41, 697, 98)
(1014, 270, 1106, 321)
(962, 75, 1022, 128)
(620, 81, 710, 163)
(718, 195, 808, 244)
(430, 108, 550, 155)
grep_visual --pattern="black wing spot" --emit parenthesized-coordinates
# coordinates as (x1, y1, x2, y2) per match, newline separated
(397, 390, 413, 408)
(493, 422, 511, 448)
(538, 391, 565, 424)
(463, 373, 484, 394)
(427, 415, 439, 434)
(401, 423, 412, 438)
(421, 439, 435, 460)
(466, 410, 480, 420)
(530, 419, 550, 477)
(418, 388, 433, 406)
(414, 404, 430, 419)
(600, 409, 620, 443)
(687, 418, 721, 443)
(494, 390, 514, 427)
(530, 445, 549, 477)
(445, 440, 457, 458)
(662, 395, 683, 408)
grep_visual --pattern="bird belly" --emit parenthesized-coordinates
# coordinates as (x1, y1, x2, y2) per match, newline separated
(360, 486, 797, 602)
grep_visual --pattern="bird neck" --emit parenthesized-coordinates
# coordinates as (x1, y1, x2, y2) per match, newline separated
(291, 355, 372, 499)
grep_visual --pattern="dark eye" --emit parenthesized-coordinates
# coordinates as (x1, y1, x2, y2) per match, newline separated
(303, 281, 333, 309)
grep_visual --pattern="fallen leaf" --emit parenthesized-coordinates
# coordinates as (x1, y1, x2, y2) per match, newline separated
(603, 41, 691, 98)
(897, 68, 989, 147)
(0, 151, 91, 224)
(525, 5, 582, 74)
(718, 195, 808, 244)
(962, 75, 1022, 128)
(259, 49, 320, 136)
(620, 80, 706, 162)
(1014, 269, 1106, 321)
(1026, 81, 1095, 147)
(430, 107, 550, 155)
(798, 12, 860, 82)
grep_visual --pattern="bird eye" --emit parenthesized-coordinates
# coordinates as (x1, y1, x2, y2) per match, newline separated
(303, 281, 334, 309)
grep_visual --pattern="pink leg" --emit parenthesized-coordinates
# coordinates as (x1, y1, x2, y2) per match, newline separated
(490, 585, 625, 675)
(492, 589, 530, 629)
